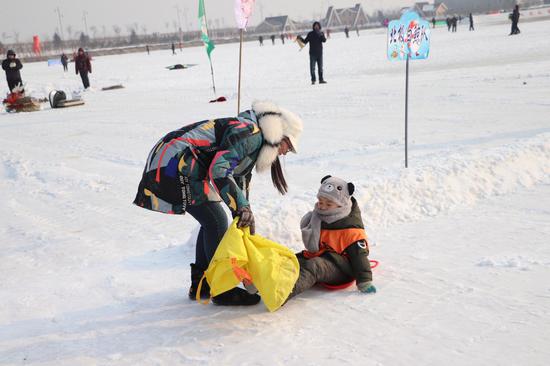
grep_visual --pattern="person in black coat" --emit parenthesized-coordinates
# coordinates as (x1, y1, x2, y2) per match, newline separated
(451, 16, 458, 32)
(2, 50, 24, 92)
(469, 13, 475, 31)
(510, 5, 521, 35)
(61, 53, 69, 72)
(297, 21, 327, 85)
(74, 48, 92, 89)
(270, 34, 275, 45)
(344, 26, 349, 38)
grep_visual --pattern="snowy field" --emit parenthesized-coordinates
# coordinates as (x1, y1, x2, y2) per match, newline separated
(1, 17, 550, 366)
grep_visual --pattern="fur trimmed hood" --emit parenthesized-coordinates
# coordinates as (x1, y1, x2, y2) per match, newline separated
(252, 100, 304, 173)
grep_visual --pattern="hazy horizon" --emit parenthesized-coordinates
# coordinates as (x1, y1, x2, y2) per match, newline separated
(0, 0, 417, 43)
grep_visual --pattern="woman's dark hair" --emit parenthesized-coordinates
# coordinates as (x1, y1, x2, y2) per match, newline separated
(271, 157, 288, 195)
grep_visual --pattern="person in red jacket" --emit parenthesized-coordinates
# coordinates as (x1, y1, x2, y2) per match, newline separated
(74, 48, 92, 89)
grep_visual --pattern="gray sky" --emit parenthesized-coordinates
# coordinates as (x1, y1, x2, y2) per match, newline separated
(0, 0, 416, 42)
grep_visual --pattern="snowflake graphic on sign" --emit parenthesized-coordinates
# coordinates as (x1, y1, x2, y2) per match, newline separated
(387, 11, 431, 61)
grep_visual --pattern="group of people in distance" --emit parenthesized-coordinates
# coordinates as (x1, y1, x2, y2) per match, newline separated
(2, 47, 92, 95)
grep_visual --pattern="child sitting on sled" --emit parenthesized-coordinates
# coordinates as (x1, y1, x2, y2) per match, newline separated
(287, 175, 376, 298)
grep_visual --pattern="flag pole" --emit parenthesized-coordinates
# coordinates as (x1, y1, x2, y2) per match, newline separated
(202, 0, 217, 96)
(209, 59, 217, 95)
(405, 53, 409, 168)
(237, 28, 243, 114)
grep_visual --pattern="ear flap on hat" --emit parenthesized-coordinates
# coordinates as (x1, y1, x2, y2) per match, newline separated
(347, 182, 355, 196)
(321, 175, 332, 183)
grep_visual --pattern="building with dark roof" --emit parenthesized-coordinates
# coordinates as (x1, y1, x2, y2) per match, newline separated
(323, 3, 370, 29)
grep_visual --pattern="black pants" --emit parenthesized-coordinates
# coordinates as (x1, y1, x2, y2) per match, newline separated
(309, 53, 324, 82)
(7, 78, 22, 92)
(63, 63, 68, 72)
(186, 201, 228, 271)
(79, 72, 90, 89)
(469, 24, 474, 31)
(511, 22, 520, 35)
(288, 256, 350, 300)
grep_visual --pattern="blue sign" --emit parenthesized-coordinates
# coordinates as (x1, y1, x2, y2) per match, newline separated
(387, 11, 431, 61)
(47, 59, 62, 66)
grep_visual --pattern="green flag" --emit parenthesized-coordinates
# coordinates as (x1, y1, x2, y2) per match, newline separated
(198, 0, 215, 59)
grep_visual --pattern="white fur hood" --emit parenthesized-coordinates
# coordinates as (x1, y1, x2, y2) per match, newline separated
(252, 100, 304, 173)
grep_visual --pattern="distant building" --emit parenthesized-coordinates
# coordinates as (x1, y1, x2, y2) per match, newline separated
(255, 16, 299, 34)
(441, 0, 516, 13)
(323, 3, 370, 29)
(402, 2, 448, 18)
(434, 2, 449, 17)
(518, 0, 545, 6)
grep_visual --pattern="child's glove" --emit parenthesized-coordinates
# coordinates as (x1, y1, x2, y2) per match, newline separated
(357, 281, 376, 294)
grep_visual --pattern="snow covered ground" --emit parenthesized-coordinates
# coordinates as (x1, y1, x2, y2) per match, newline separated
(1, 16, 549, 366)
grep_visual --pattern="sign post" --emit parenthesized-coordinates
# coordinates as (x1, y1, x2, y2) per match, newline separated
(387, 11, 431, 168)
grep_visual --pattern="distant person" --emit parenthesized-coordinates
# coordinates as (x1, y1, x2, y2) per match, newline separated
(280, 33, 285, 44)
(297, 21, 327, 85)
(451, 16, 458, 32)
(344, 26, 349, 38)
(171, 42, 176, 55)
(146, 45, 150, 55)
(270, 34, 275, 45)
(432, 17, 436, 28)
(510, 5, 521, 35)
(60, 53, 69, 72)
(446, 17, 451, 31)
(356, 26, 360, 36)
(469, 13, 475, 31)
(2, 50, 23, 93)
(258, 35, 264, 46)
(326, 28, 331, 38)
(74, 48, 92, 89)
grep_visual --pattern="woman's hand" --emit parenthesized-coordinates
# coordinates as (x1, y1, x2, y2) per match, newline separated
(236, 206, 255, 235)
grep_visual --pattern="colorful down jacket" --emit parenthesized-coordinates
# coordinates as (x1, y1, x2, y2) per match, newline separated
(134, 110, 263, 215)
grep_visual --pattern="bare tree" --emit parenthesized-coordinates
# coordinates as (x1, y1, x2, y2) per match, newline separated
(13, 31, 20, 44)
(113, 25, 121, 37)
(141, 25, 147, 35)
(66, 25, 73, 40)
(53, 33, 63, 49)
(90, 26, 98, 39)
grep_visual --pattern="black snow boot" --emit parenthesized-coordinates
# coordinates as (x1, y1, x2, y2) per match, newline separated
(212, 287, 261, 306)
(188, 263, 210, 300)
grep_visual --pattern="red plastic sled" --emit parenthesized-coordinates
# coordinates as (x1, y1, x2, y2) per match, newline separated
(320, 260, 379, 290)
